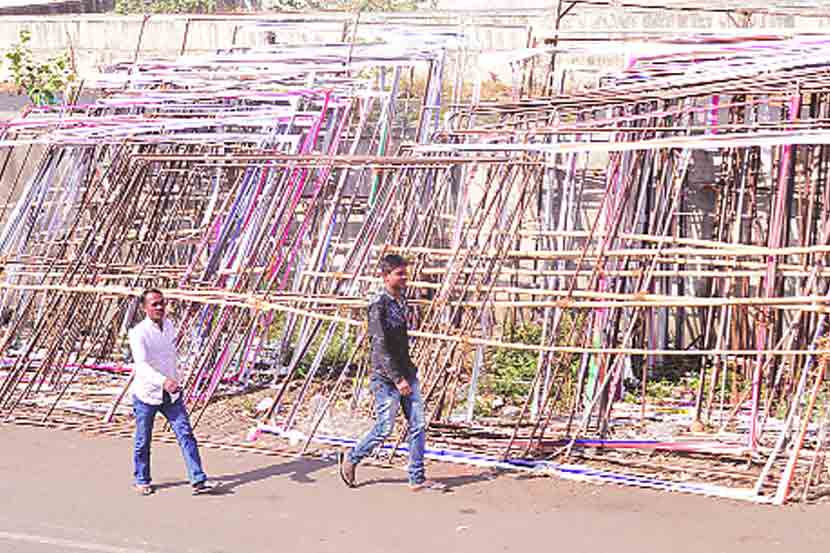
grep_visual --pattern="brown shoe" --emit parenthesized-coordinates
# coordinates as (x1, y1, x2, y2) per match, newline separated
(133, 484, 153, 496)
(338, 451, 357, 488)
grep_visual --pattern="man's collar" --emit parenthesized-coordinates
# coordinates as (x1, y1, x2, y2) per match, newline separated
(143, 316, 166, 330)
(382, 289, 406, 307)
(382, 289, 402, 301)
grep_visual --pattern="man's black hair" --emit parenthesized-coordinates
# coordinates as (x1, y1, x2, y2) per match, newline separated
(379, 254, 407, 276)
(141, 288, 164, 304)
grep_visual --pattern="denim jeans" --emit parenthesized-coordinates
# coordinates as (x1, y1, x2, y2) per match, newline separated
(348, 376, 426, 485)
(132, 393, 207, 486)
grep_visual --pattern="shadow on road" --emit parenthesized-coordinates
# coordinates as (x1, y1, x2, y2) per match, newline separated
(356, 467, 501, 492)
(154, 457, 336, 494)
(152, 457, 501, 495)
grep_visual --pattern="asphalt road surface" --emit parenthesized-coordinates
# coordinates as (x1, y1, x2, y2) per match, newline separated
(0, 424, 827, 553)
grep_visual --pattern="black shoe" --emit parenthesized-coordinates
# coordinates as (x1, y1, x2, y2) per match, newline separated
(192, 481, 215, 496)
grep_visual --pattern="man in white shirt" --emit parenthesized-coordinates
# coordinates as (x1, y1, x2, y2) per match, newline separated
(129, 289, 212, 496)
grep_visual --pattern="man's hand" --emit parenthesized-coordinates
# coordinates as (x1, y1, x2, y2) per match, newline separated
(163, 378, 180, 394)
(396, 379, 412, 397)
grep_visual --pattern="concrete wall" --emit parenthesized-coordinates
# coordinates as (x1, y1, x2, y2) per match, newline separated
(556, 9, 803, 32)
(0, 16, 323, 79)
(0, 13, 532, 92)
(0, 0, 113, 16)
(0, 12, 539, 80)
(432, 2, 830, 33)
(1, 7, 829, 85)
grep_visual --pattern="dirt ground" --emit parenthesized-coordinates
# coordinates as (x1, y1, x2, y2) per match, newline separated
(0, 424, 828, 553)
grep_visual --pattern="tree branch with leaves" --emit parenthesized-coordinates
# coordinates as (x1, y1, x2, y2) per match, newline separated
(4, 30, 77, 106)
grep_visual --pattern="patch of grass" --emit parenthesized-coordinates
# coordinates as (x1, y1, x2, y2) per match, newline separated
(277, 320, 360, 379)
(115, 0, 216, 14)
(483, 322, 542, 405)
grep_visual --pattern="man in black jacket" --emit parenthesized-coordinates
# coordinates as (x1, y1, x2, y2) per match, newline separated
(338, 254, 444, 491)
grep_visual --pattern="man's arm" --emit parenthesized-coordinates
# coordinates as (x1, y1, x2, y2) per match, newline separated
(129, 329, 170, 389)
(167, 320, 185, 385)
(368, 299, 407, 386)
(404, 297, 418, 374)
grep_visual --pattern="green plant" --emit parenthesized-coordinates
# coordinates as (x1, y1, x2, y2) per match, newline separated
(115, 0, 217, 14)
(238, 395, 258, 416)
(623, 372, 702, 404)
(4, 30, 76, 106)
(473, 396, 495, 418)
(486, 322, 543, 404)
(269, 0, 322, 8)
(342, 0, 420, 10)
(291, 321, 358, 378)
(269, 0, 427, 10)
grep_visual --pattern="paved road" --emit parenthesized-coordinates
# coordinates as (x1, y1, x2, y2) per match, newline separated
(0, 424, 827, 553)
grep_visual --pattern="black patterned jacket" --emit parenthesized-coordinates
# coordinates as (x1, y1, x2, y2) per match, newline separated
(368, 290, 416, 384)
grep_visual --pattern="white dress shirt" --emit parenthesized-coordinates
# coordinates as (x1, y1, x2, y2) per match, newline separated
(129, 317, 182, 405)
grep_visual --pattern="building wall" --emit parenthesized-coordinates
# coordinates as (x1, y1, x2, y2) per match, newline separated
(0, 0, 114, 16)
(0, 8, 827, 83)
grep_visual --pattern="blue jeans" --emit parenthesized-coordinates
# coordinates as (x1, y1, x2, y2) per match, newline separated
(132, 393, 207, 486)
(348, 376, 426, 485)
